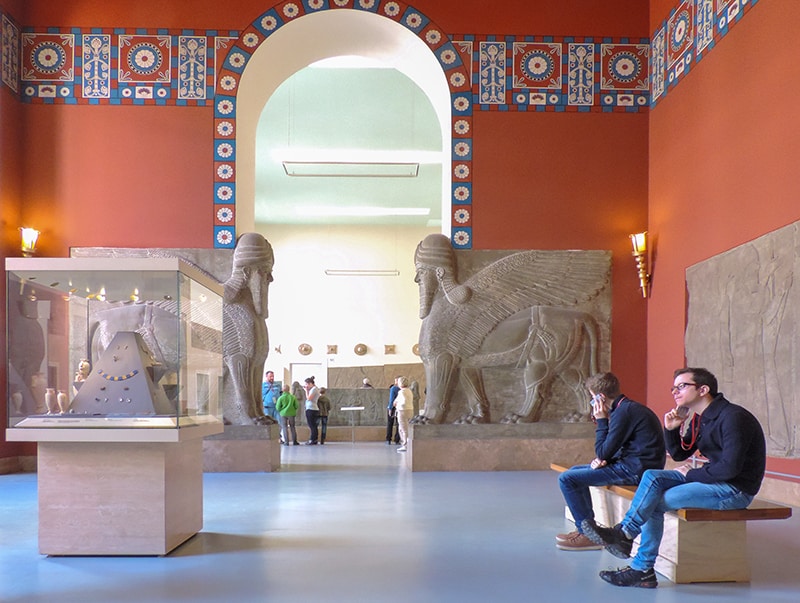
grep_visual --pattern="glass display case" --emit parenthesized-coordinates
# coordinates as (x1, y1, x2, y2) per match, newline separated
(6, 257, 224, 431)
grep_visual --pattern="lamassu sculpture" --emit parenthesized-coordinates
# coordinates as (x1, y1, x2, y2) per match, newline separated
(82, 233, 276, 426)
(221, 232, 275, 425)
(412, 234, 610, 424)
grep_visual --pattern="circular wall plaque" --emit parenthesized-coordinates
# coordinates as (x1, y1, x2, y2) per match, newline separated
(354, 343, 367, 356)
(298, 343, 312, 356)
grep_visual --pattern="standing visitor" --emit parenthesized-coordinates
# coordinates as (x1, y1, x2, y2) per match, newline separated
(317, 387, 331, 445)
(303, 376, 320, 445)
(393, 376, 414, 452)
(275, 384, 299, 446)
(386, 377, 401, 445)
(261, 370, 281, 422)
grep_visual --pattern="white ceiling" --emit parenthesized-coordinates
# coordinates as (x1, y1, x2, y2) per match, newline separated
(254, 63, 443, 227)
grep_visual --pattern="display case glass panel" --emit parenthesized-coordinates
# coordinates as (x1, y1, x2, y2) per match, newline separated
(6, 257, 224, 429)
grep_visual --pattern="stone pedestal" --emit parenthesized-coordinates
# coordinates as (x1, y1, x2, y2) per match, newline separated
(7, 422, 222, 556)
(202, 424, 281, 472)
(409, 422, 595, 471)
(38, 438, 204, 555)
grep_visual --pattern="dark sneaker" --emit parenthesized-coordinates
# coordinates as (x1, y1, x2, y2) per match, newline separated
(556, 532, 603, 551)
(599, 566, 658, 589)
(581, 519, 633, 559)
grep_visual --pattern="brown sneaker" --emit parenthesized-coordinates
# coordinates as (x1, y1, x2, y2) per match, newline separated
(555, 530, 580, 543)
(556, 531, 604, 551)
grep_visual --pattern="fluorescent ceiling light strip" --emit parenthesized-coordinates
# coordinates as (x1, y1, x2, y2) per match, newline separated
(273, 148, 444, 164)
(309, 55, 392, 69)
(324, 269, 400, 277)
(283, 161, 419, 177)
(300, 206, 430, 217)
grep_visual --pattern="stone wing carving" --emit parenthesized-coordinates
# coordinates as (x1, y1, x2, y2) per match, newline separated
(447, 250, 610, 358)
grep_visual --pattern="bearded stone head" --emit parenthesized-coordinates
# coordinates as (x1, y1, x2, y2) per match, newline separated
(227, 233, 274, 317)
(414, 234, 471, 318)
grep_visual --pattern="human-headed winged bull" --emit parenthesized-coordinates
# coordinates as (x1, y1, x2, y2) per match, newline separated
(413, 234, 610, 424)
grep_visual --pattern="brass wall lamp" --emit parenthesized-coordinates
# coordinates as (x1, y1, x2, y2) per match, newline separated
(630, 231, 650, 298)
(20, 227, 40, 257)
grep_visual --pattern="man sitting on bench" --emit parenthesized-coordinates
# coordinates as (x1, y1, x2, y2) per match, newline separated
(582, 367, 767, 589)
(556, 372, 665, 551)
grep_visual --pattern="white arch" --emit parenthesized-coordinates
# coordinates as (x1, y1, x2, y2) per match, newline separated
(235, 9, 452, 235)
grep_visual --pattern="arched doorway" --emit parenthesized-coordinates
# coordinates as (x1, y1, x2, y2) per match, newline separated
(211, 3, 473, 249)
(211, 4, 473, 439)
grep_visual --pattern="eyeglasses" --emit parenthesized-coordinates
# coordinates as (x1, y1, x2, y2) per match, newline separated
(670, 382, 699, 394)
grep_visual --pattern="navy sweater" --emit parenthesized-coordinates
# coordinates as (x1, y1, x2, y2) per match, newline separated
(595, 395, 666, 478)
(665, 394, 766, 496)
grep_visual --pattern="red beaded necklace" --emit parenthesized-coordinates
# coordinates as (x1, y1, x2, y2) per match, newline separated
(680, 413, 701, 451)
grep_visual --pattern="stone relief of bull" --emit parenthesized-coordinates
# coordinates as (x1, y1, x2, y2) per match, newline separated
(412, 234, 611, 425)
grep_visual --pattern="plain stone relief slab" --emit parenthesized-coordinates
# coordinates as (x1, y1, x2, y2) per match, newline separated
(686, 221, 799, 457)
(409, 423, 597, 471)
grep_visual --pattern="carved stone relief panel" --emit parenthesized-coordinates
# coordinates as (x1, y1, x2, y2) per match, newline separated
(686, 221, 799, 457)
(413, 234, 612, 425)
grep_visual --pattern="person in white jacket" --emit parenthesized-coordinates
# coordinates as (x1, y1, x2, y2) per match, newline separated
(393, 376, 414, 452)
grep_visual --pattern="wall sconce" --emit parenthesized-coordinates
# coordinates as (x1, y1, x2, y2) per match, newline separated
(629, 231, 650, 298)
(20, 227, 40, 257)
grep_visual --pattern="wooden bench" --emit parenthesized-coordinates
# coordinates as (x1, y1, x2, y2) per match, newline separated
(551, 463, 792, 584)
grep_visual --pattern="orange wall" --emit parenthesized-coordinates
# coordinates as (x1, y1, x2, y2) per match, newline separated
(1, 76, 31, 459)
(15, 0, 649, 259)
(474, 111, 650, 400)
(1, 88, 23, 249)
(648, 0, 800, 477)
(22, 105, 214, 256)
(649, 0, 675, 31)
(22, 0, 648, 36)
(13, 0, 652, 390)
(4, 1, 650, 457)
(1, 0, 26, 455)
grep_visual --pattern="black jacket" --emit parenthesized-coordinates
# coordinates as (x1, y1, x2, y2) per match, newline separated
(595, 395, 666, 477)
(665, 394, 766, 496)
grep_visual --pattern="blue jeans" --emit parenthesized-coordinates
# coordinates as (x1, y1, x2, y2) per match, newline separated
(305, 409, 320, 443)
(317, 416, 328, 443)
(559, 463, 640, 532)
(622, 469, 754, 572)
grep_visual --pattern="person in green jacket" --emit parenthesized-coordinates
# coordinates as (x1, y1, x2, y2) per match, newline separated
(275, 384, 299, 445)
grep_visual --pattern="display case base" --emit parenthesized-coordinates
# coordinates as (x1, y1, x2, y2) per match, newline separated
(202, 424, 281, 472)
(38, 439, 204, 556)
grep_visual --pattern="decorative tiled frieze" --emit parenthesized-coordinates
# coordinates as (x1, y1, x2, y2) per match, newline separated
(1, 13, 19, 92)
(459, 34, 650, 113)
(8, 27, 235, 105)
(0, 0, 764, 250)
(650, 0, 760, 107)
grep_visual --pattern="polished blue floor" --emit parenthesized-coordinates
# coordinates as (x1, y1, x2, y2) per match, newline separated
(1, 443, 798, 602)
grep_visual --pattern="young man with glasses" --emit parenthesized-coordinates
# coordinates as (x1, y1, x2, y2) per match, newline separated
(556, 372, 666, 551)
(582, 367, 766, 589)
